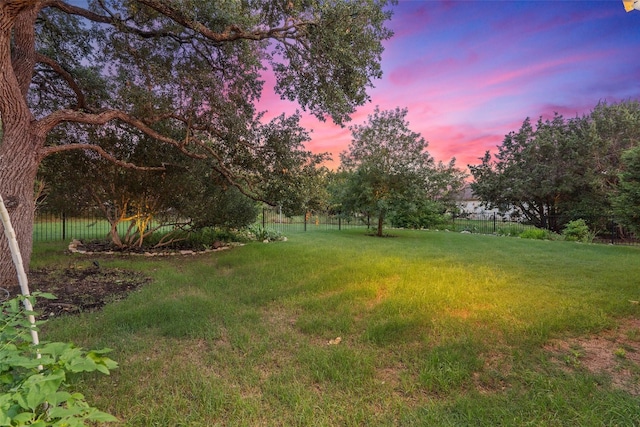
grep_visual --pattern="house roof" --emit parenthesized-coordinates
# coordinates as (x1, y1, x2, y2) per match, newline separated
(455, 185, 477, 202)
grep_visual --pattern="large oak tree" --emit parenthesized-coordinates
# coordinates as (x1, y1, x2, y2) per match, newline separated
(0, 0, 394, 286)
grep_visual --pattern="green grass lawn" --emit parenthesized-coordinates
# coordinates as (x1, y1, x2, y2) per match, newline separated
(34, 229, 640, 426)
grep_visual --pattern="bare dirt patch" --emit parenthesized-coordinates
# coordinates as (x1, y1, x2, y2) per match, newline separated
(5, 239, 231, 317)
(545, 318, 640, 395)
(20, 264, 152, 317)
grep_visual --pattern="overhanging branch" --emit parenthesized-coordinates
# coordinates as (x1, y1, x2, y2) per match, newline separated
(46, 0, 309, 44)
(37, 108, 207, 159)
(36, 108, 270, 203)
(35, 53, 87, 110)
(138, 0, 307, 42)
(41, 143, 165, 171)
(45, 0, 112, 24)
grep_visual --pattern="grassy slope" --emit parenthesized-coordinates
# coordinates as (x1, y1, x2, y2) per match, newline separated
(36, 230, 640, 426)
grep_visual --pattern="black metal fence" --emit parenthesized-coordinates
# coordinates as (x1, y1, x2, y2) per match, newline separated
(448, 213, 639, 246)
(34, 211, 111, 243)
(32, 208, 370, 242)
(33, 209, 638, 246)
(257, 207, 369, 233)
(448, 214, 535, 236)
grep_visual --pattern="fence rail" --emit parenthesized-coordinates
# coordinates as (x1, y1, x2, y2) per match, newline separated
(33, 209, 638, 246)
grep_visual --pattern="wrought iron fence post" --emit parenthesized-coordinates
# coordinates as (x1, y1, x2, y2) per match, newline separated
(493, 213, 497, 234)
(262, 207, 266, 229)
(62, 211, 66, 241)
(610, 216, 615, 245)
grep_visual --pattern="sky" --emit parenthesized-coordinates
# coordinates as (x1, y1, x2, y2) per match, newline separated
(258, 0, 640, 170)
(64, 0, 640, 171)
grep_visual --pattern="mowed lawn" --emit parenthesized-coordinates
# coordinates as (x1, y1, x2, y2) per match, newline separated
(35, 229, 640, 426)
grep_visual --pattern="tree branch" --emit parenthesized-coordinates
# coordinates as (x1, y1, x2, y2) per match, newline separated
(45, 0, 192, 42)
(41, 143, 165, 171)
(44, 0, 307, 44)
(36, 108, 266, 201)
(137, 0, 308, 42)
(35, 52, 87, 110)
(44, 0, 112, 24)
(37, 108, 207, 159)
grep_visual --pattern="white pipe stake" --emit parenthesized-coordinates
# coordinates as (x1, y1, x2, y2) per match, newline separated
(0, 194, 40, 351)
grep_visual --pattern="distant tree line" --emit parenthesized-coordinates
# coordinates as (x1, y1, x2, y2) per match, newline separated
(38, 106, 468, 244)
(38, 100, 640, 246)
(469, 100, 640, 234)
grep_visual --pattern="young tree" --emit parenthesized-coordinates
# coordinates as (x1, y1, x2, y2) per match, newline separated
(338, 107, 436, 237)
(244, 113, 331, 217)
(425, 159, 468, 213)
(0, 0, 394, 286)
(386, 159, 467, 230)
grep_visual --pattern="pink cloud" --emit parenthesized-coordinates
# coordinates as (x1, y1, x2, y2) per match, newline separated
(388, 53, 479, 87)
(389, 3, 433, 39)
(414, 122, 507, 171)
(483, 51, 607, 90)
(251, 0, 640, 175)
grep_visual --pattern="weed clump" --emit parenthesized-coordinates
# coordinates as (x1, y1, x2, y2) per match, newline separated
(519, 228, 558, 240)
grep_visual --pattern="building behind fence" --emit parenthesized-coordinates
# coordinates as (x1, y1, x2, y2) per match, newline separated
(33, 208, 638, 246)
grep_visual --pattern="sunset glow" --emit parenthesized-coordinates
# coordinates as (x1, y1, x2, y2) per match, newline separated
(259, 1, 640, 170)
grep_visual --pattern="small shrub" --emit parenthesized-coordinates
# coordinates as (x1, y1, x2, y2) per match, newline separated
(184, 227, 239, 248)
(562, 219, 594, 243)
(519, 227, 561, 240)
(245, 225, 284, 242)
(388, 202, 447, 230)
(105, 226, 250, 251)
(519, 228, 548, 240)
(496, 225, 522, 237)
(0, 293, 118, 426)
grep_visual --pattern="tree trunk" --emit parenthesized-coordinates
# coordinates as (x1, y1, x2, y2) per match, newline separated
(377, 213, 384, 237)
(0, 131, 40, 289)
(0, 3, 42, 289)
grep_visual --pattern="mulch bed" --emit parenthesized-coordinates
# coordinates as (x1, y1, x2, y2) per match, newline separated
(20, 265, 152, 317)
